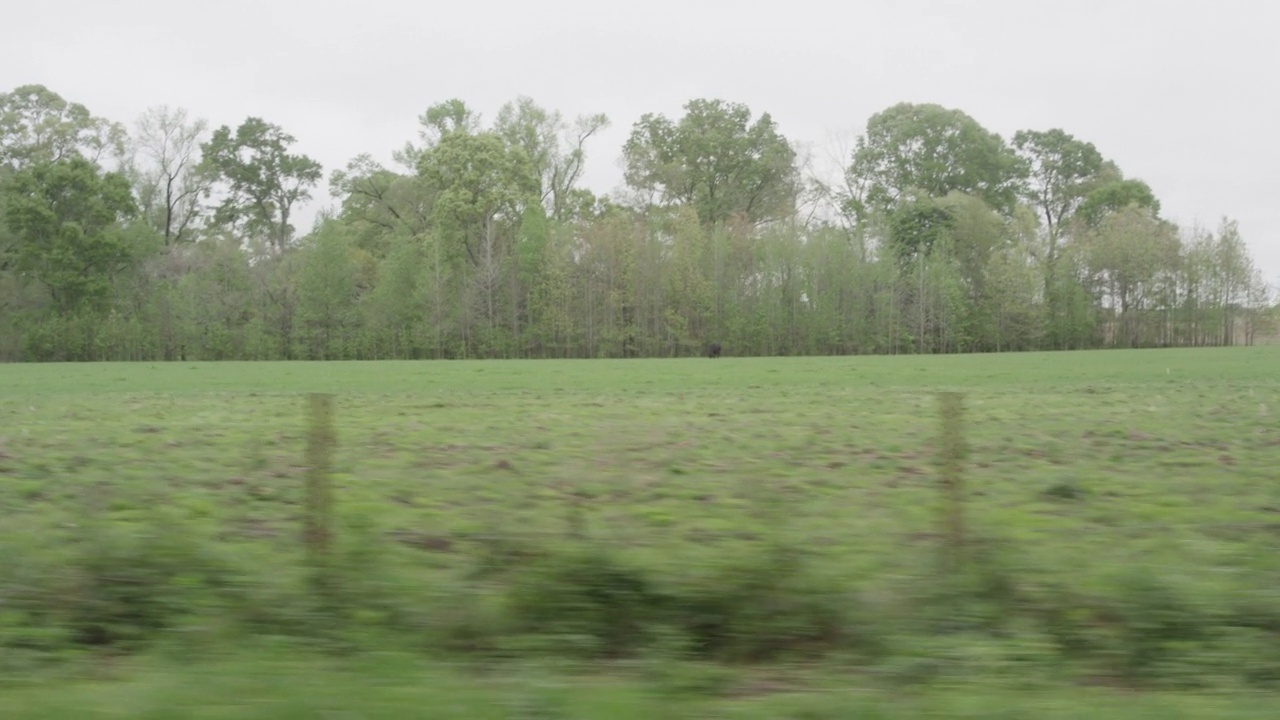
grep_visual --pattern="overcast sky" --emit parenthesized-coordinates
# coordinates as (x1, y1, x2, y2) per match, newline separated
(6, 0, 1278, 286)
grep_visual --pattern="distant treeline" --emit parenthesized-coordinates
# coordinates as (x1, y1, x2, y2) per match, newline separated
(0, 85, 1273, 361)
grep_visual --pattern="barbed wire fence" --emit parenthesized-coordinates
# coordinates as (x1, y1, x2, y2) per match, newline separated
(288, 389, 1280, 575)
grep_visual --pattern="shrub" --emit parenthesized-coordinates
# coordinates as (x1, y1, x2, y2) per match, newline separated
(665, 543, 867, 663)
(1107, 569, 1210, 683)
(506, 544, 661, 659)
(70, 521, 237, 649)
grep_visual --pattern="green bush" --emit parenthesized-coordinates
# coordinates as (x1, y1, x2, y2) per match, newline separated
(664, 543, 869, 663)
(1107, 568, 1211, 683)
(502, 541, 872, 664)
(0, 518, 236, 654)
(506, 544, 661, 659)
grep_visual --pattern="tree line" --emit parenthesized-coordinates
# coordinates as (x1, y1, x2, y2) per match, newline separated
(0, 84, 1273, 361)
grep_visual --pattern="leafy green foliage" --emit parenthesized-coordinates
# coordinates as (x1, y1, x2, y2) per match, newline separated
(417, 130, 538, 266)
(295, 220, 362, 359)
(416, 98, 483, 148)
(328, 153, 430, 254)
(888, 196, 955, 264)
(848, 102, 1025, 217)
(0, 84, 125, 173)
(623, 98, 799, 225)
(1076, 177, 1161, 228)
(199, 117, 322, 252)
(1, 156, 139, 315)
(1013, 128, 1104, 243)
(494, 96, 610, 222)
(0, 85, 1274, 361)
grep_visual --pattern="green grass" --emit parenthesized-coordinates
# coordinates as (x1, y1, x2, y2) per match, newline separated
(4, 349, 1276, 571)
(1, 649, 1278, 718)
(3, 347, 1280, 713)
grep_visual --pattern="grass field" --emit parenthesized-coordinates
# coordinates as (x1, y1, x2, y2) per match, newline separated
(2, 347, 1280, 715)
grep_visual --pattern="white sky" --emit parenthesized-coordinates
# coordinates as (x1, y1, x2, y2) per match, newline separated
(6, 0, 1278, 287)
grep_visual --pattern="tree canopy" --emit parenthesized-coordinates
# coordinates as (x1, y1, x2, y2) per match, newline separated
(846, 102, 1025, 218)
(0, 83, 1272, 362)
(623, 99, 800, 226)
(200, 117, 323, 253)
(2, 156, 138, 315)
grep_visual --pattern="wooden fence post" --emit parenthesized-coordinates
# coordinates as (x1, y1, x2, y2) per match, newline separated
(304, 393, 336, 566)
(937, 391, 967, 569)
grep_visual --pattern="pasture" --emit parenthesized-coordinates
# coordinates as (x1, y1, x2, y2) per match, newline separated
(2, 347, 1280, 715)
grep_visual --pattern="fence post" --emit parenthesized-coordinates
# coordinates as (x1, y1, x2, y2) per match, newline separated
(937, 391, 967, 569)
(304, 393, 336, 567)
(567, 492, 586, 540)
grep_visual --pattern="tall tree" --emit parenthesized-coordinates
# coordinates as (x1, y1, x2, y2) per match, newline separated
(494, 96, 610, 222)
(416, 131, 537, 267)
(1210, 217, 1255, 345)
(1078, 204, 1179, 346)
(847, 102, 1025, 218)
(1011, 128, 1109, 341)
(0, 84, 126, 173)
(2, 156, 139, 315)
(127, 105, 211, 245)
(295, 220, 361, 359)
(1012, 128, 1104, 253)
(623, 98, 799, 226)
(329, 154, 432, 255)
(362, 234, 429, 358)
(417, 130, 538, 354)
(200, 117, 322, 253)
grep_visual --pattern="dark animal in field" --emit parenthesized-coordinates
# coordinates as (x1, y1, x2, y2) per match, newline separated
(708, 342, 722, 358)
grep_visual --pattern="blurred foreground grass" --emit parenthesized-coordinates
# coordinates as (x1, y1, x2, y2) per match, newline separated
(3, 648, 1279, 719)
